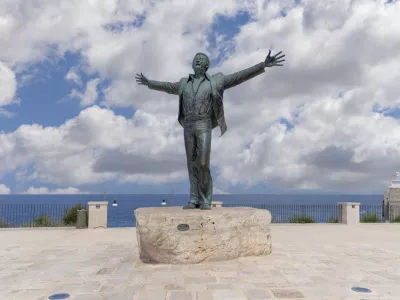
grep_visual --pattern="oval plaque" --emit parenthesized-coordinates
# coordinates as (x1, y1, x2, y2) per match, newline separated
(351, 287, 372, 293)
(177, 224, 189, 231)
(48, 293, 70, 300)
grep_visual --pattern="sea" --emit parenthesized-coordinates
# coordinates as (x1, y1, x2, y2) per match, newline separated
(0, 194, 383, 227)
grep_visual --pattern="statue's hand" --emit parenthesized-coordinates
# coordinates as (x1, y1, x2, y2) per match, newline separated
(264, 50, 285, 67)
(135, 73, 149, 86)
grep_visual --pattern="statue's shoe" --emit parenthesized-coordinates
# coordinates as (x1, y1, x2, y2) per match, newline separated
(199, 203, 211, 210)
(183, 203, 197, 209)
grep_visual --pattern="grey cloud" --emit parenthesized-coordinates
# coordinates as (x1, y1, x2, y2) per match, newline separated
(92, 150, 186, 175)
(303, 145, 400, 174)
(303, 146, 360, 171)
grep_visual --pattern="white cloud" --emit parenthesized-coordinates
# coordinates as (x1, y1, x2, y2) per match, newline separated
(0, 105, 186, 186)
(0, 61, 16, 107)
(0, 0, 399, 193)
(65, 68, 82, 85)
(0, 184, 11, 194)
(24, 186, 86, 194)
(69, 78, 101, 107)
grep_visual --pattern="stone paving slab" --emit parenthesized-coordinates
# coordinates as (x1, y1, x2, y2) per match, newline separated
(0, 224, 400, 299)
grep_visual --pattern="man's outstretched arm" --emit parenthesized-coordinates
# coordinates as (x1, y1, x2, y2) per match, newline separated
(148, 80, 180, 95)
(135, 73, 180, 95)
(223, 50, 285, 90)
(223, 62, 266, 90)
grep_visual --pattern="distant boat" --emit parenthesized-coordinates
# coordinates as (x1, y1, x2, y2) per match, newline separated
(112, 197, 118, 207)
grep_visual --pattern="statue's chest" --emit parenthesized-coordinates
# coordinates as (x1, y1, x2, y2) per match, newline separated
(182, 80, 212, 103)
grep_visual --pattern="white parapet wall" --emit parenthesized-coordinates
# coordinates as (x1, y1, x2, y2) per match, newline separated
(211, 201, 223, 208)
(88, 201, 109, 229)
(338, 202, 360, 225)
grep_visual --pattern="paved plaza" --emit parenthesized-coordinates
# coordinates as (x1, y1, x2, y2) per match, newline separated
(0, 224, 400, 300)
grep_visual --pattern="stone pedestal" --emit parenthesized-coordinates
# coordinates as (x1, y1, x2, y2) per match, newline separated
(88, 201, 108, 229)
(134, 207, 272, 264)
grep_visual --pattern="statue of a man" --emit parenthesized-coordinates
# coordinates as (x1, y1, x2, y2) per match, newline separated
(136, 50, 285, 210)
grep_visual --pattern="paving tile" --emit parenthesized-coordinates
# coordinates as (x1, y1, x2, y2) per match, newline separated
(216, 277, 239, 284)
(74, 294, 102, 300)
(183, 270, 213, 277)
(164, 284, 186, 290)
(214, 289, 246, 300)
(133, 289, 166, 300)
(185, 284, 207, 291)
(50, 281, 101, 294)
(270, 288, 305, 298)
(113, 261, 136, 275)
(96, 268, 114, 275)
(144, 284, 168, 291)
(167, 290, 194, 300)
(231, 283, 256, 290)
(244, 288, 274, 299)
(150, 277, 183, 285)
(6, 289, 48, 299)
(184, 277, 217, 284)
(196, 290, 214, 300)
(101, 287, 135, 300)
(128, 274, 153, 285)
(206, 283, 233, 290)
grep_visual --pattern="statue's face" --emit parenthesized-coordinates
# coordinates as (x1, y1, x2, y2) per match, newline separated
(192, 54, 209, 73)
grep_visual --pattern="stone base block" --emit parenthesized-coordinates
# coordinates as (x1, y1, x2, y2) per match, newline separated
(134, 207, 272, 264)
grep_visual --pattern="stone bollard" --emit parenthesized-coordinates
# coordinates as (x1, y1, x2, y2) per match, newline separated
(88, 201, 108, 229)
(211, 201, 223, 208)
(338, 202, 360, 225)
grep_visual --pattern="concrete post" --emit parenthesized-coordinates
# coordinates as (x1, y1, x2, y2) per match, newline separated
(211, 201, 223, 208)
(337, 202, 360, 225)
(88, 201, 108, 229)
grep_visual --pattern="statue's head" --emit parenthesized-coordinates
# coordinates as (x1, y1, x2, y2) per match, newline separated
(192, 52, 210, 74)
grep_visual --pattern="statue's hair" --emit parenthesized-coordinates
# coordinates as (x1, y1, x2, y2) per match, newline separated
(193, 52, 210, 69)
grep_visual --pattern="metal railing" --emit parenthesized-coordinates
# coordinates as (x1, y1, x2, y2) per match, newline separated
(223, 204, 340, 223)
(1, 202, 399, 228)
(0, 203, 85, 228)
(359, 204, 384, 223)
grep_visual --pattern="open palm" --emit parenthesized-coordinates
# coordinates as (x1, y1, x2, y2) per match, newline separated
(264, 50, 285, 67)
(135, 73, 149, 86)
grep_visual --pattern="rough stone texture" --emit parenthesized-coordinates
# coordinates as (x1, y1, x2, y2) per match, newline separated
(134, 207, 272, 264)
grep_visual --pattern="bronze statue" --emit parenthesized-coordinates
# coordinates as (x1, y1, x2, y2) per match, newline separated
(136, 50, 285, 210)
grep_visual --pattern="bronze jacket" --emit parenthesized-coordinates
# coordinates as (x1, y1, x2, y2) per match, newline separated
(148, 62, 265, 136)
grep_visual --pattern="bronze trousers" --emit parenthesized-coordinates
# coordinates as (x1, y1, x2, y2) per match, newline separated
(183, 117, 213, 206)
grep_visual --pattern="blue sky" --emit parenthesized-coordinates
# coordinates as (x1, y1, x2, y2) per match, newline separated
(0, 0, 399, 195)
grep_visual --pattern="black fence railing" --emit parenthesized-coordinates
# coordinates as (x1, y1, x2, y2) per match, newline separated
(0, 203, 85, 228)
(359, 204, 384, 223)
(1, 203, 399, 228)
(223, 204, 340, 223)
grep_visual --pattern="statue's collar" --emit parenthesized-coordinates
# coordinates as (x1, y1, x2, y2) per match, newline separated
(187, 73, 210, 82)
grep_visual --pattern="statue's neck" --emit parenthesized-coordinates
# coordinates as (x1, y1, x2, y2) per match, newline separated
(193, 72, 205, 79)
